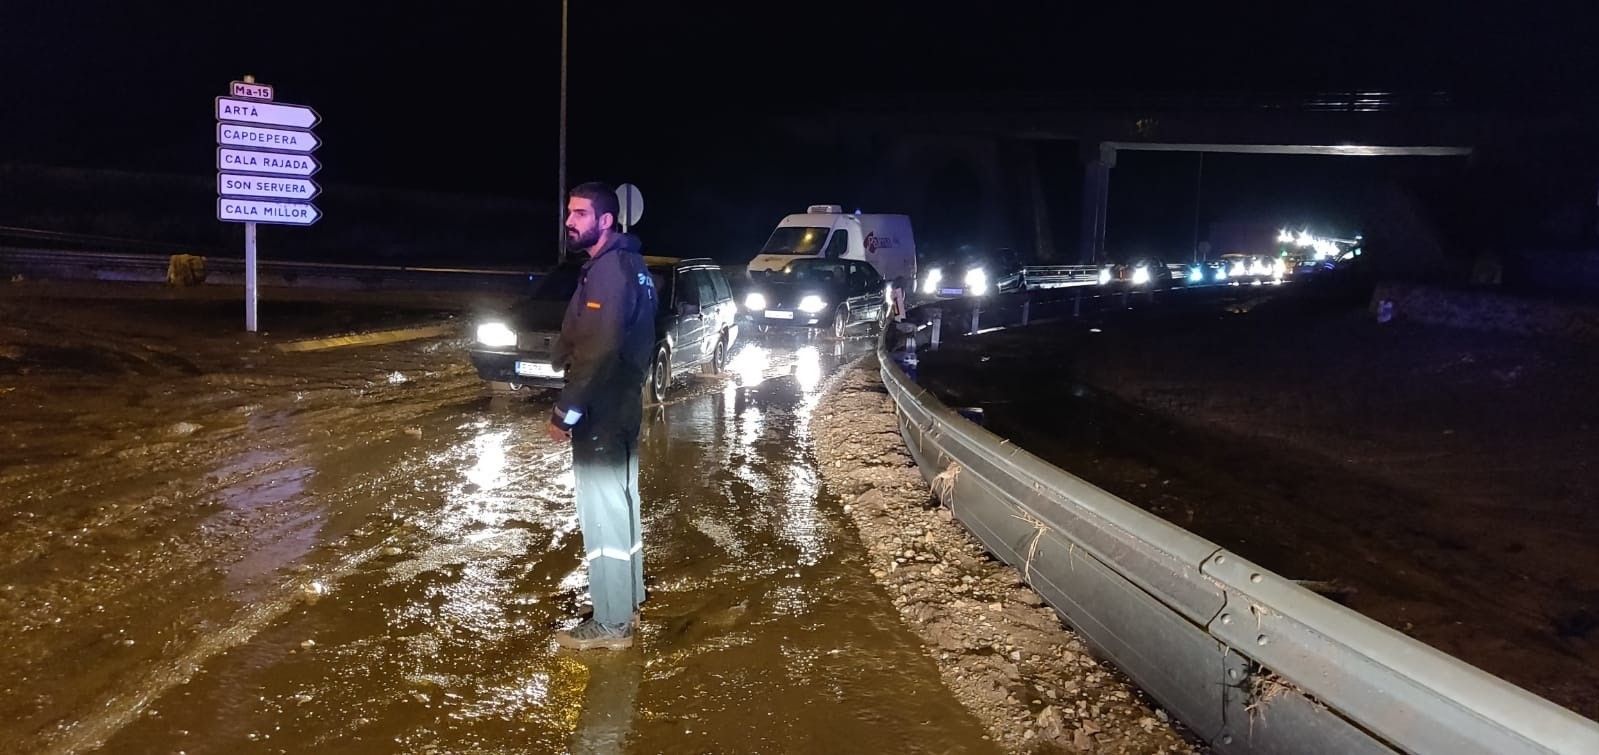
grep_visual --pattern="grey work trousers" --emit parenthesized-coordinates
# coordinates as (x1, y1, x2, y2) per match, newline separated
(571, 427, 645, 627)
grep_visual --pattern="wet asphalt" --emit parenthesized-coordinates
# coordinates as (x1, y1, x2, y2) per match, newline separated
(1, 328, 996, 754)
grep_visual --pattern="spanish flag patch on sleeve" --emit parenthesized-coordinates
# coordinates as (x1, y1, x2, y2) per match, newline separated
(585, 301, 602, 310)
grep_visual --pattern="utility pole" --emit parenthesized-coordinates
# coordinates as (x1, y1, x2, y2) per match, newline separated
(1191, 152, 1205, 263)
(557, 0, 569, 265)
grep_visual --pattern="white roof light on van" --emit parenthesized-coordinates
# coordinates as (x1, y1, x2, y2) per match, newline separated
(807, 204, 843, 214)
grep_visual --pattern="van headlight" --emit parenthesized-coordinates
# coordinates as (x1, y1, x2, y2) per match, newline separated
(476, 322, 517, 347)
(798, 295, 828, 313)
(965, 268, 989, 296)
(1132, 266, 1150, 285)
(1098, 268, 1112, 285)
(921, 267, 942, 295)
(744, 292, 767, 311)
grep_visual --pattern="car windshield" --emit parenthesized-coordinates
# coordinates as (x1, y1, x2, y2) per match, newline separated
(648, 268, 672, 313)
(530, 265, 583, 301)
(529, 265, 670, 308)
(777, 259, 847, 284)
(760, 226, 830, 255)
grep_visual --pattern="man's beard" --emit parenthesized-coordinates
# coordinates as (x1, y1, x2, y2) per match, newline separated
(566, 226, 600, 251)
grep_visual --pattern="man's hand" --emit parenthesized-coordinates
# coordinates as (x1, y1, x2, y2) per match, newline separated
(546, 421, 572, 444)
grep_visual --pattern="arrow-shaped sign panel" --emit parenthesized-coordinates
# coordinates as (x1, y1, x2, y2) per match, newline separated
(217, 148, 320, 177)
(218, 173, 321, 201)
(215, 97, 319, 129)
(217, 123, 320, 153)
(218, 198, 321, 226)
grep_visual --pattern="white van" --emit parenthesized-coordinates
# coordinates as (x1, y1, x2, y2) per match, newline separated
(747, 205, 918, 283)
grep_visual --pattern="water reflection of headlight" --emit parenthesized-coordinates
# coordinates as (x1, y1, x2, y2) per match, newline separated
(794, 346, 822, 390)
(728, 344, 769, 387)
(465, 429, 511, 491)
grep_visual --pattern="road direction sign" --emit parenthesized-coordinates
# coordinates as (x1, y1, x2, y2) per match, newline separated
(218, 198, 321, 226)
(215, 97, 320, 129)
(218, 173, 320, 201)
(216, 148, 320, 177)
(217, 123, 320, 153)
(230, 81, 274, 100)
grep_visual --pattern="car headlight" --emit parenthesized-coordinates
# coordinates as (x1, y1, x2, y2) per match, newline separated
(744, 292, 767, 311)
(1098, 268, 1112, 285)
(798, 295, 828, 313)
(964, 268, 989, 296)
(1188, 266, 1203, 282)
(921, 267, 942, 295)
(476, 322, 517, 348)
(1131, 266, 1150, 285)
(1231, 261, 1247, 276)
(1215, 266, 1229, 280)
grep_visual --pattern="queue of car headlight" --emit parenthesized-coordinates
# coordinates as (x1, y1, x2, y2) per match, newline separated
(741, 291, 830, 317)
(918, 266, 991, 297)
(1095, 259, 1291, 288)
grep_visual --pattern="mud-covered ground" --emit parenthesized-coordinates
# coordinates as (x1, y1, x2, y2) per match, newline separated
(812, 359, 1195, 754)
(1, 280, 1026, 753)
(917, 291, 1599, 719)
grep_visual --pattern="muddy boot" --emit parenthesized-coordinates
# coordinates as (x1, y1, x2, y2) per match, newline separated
(555, 619, 634, 651)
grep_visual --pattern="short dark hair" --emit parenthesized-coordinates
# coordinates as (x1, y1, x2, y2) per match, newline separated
(570, 181, 618, 225)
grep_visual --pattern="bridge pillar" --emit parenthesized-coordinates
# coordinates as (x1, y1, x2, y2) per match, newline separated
(1020, 140, 1058, 262)
(1079, 142, 1116, 264)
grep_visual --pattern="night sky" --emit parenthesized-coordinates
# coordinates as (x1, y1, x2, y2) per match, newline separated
(3, 1, 1597, 264)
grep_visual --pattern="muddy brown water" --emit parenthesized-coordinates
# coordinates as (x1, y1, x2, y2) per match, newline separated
(917, 300, 1599, 721)
(1, 325, 996, 753)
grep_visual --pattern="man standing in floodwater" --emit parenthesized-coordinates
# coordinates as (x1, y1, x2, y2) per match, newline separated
(547, 181, 656, 650)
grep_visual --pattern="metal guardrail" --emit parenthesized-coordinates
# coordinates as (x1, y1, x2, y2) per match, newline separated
(1017, 264, 1099, 290)
(0, 247, 538, 293)
(876, 286, 1599, 754)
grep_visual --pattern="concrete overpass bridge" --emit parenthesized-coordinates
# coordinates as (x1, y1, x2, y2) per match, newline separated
(784, 90, 1596, 264)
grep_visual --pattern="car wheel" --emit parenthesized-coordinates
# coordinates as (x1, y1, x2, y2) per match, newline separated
(644, 345, 669, 405)
(831, 305, 850, 340)
(702, 336, 727, 375)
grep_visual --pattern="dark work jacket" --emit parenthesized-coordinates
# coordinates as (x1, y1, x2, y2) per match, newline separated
(551, 233, 656, 434)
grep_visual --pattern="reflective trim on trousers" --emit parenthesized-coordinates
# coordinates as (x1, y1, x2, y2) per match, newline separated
(585, 543, 644, 562)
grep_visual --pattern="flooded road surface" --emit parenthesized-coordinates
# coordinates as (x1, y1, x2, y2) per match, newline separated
(3, 327, 994, 753)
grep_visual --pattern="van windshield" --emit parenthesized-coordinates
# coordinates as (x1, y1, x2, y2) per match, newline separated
(760, 226, 830, 255)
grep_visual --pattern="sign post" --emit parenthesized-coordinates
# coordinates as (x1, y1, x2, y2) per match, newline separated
(215, 75, 321, 332)
(245, 222, 258, 331)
